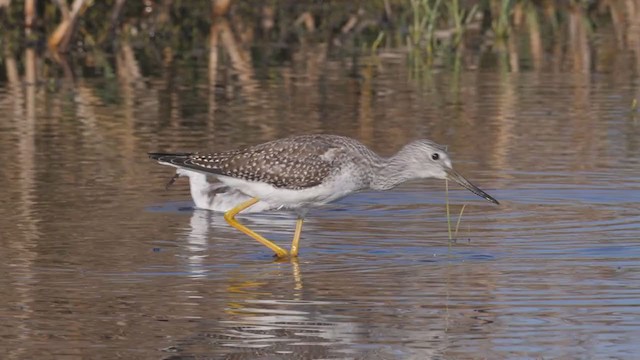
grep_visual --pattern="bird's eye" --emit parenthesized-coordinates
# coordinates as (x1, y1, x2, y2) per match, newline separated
(431, 153, 440, 160)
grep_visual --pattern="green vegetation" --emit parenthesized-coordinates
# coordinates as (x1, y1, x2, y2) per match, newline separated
(454, 204, 467, 239)
(445, 179, 468, 243)
(1, 0, 639, 80)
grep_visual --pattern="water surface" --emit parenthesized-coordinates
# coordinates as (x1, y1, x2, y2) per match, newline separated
(1, 56, 639, 359)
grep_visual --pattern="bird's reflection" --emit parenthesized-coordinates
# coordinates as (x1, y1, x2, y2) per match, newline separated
(181, 206, 296, 260)
(184, 208, 304, 285)
(182, 209, 212, 278)
(176, 206, 360, 355)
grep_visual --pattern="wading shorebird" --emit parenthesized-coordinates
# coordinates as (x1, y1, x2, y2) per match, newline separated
(149, 134, 499, 258)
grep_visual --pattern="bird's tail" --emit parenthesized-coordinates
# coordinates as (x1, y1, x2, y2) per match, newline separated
(148, 152, 193, 167)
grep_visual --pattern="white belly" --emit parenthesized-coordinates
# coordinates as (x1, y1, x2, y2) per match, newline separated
(216, 171, 361, 209)
(177, 169, 275, 213)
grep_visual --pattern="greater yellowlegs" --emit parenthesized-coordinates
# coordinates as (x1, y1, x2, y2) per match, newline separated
(149, 134, 499, 258)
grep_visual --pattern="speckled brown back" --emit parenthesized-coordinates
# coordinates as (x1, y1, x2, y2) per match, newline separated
(152, 135, 361, 189)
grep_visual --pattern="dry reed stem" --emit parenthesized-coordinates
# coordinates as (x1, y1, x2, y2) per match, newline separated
(48, 0, 89, 54)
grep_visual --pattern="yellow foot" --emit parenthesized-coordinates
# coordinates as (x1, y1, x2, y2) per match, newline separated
(224, 198, 307, 258)
(224, 198, 289, 258)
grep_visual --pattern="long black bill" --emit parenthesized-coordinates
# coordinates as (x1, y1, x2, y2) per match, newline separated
(445, 168, 499, 205)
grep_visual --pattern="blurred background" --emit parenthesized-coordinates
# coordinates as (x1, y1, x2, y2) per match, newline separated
(2, 0, 639, 161)
(2, 0, 640, 82)
(1, 1, 640, 359)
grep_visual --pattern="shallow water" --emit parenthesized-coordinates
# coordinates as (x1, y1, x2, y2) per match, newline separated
(1, 56, 640, 359)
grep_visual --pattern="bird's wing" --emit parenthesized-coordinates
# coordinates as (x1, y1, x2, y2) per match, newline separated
(150, 138, 342, 189)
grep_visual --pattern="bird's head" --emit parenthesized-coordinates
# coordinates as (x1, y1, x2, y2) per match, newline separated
(399, 140, 499, 205)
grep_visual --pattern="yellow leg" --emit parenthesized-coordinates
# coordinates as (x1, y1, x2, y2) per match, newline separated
(290, 218, 304, 257)
(224, 198, 289, 258)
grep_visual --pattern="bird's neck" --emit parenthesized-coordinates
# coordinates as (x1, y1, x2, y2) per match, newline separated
(370, 152, 413, 190)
